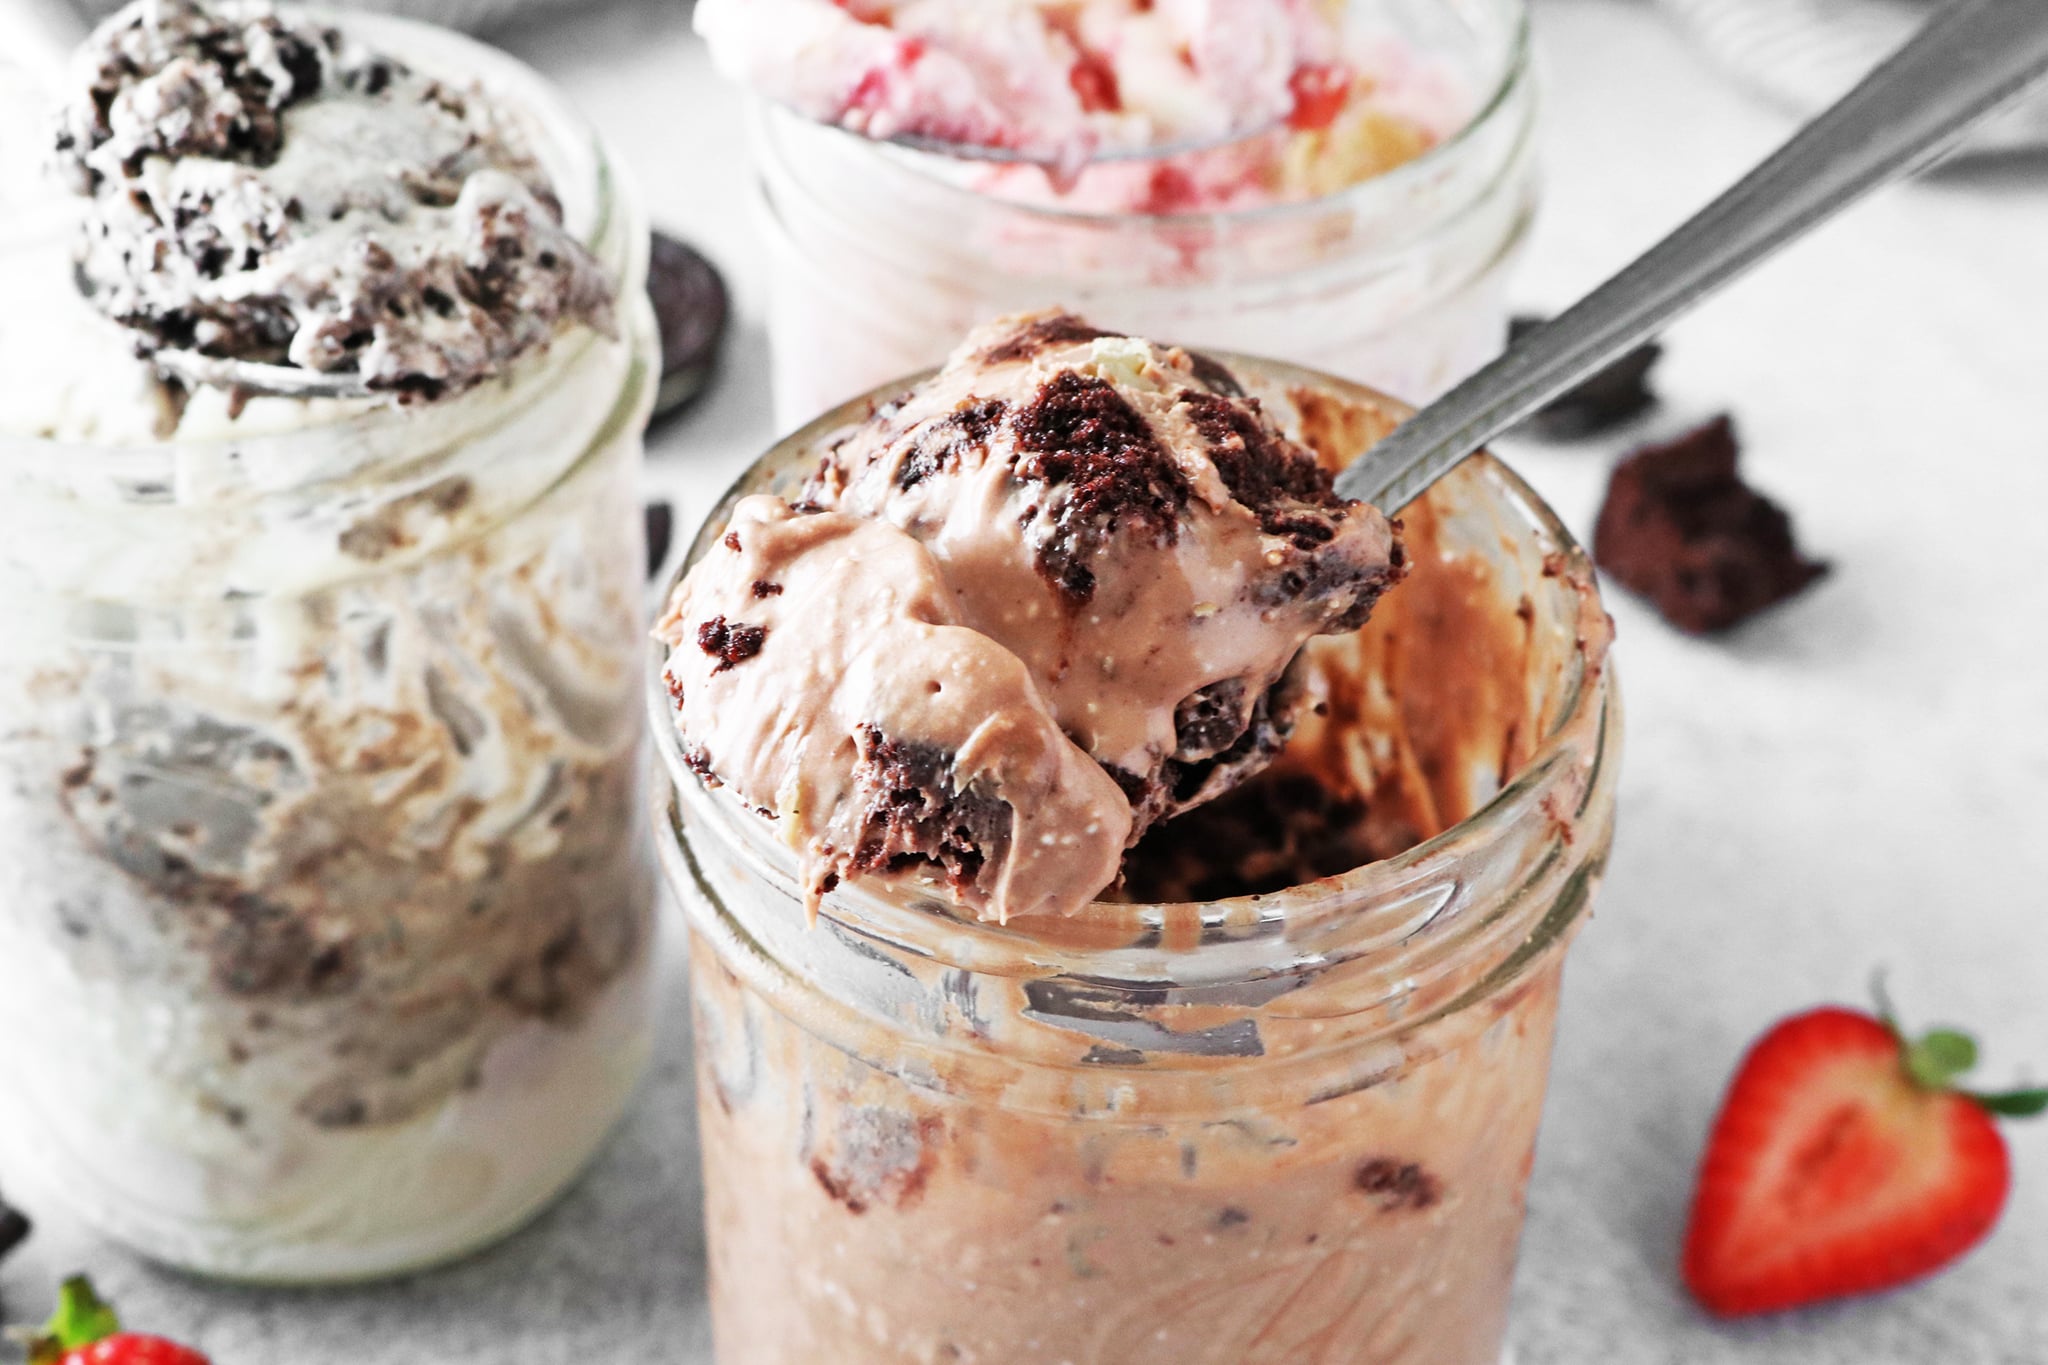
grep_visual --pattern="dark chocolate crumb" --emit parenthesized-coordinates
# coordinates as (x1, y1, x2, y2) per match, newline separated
(1354, 1158, 1441, 1211)
(1509, 314, 1662, 438)
(1592, 415, 1828, 634)
(1216, 1206, 1252, 1228)
(723, 531, 742, 552)
(751, 580, 784, 598)
(697, 616, 768, 673)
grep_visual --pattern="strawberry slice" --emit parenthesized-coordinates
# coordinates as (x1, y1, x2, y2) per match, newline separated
(1683, 985, 2047, 1317)
(24, 1277, 210, 1365)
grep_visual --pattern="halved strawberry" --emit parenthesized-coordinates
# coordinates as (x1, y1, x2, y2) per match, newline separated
(1682, 985, 2046, 1317)
(23, 1277, 210, 1365)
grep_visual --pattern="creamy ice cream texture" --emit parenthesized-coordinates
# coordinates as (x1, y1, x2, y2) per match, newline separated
(657, 312, 1404, 920)
(693, 0, 1345, 169)
(51, 0, 615, 400)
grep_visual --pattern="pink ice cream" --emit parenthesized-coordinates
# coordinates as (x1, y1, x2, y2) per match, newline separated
(691, 0, 1344, 169)
(656, 312, 1404, 919)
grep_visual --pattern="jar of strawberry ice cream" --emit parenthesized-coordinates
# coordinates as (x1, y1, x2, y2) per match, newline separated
(698, 0, 1536, 429)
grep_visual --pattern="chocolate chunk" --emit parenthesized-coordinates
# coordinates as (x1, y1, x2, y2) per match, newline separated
(645, 501, 673, 580)
(697, 616, 768, 673)
(647, 231, 729, 423)
(1355, 1158, 1441, 1211)
(1509, 315, 1662, 438)
(1010, 370, 1189, 603)
(1593, 416, 1828, 634)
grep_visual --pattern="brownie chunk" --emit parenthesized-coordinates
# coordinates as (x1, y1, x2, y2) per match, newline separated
(1593, 416, 1827, 634)
(846, 727, 1012, 901)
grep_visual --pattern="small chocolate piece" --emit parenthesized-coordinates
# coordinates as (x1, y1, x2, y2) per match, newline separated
(697, 616, 768, 673)
(645, 501, 674, 580)
(1510, 314, 1661, 438)
(648, 231, 729, 423)
(0, 1188, 30, 1270)
(1593, 416, 1828, 634)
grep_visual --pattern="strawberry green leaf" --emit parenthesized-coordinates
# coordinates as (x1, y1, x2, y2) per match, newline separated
(42, 1275, 121, 1350)
(1971, 1088, 2048, 1119)
(1904, 1029, 1979, 1091)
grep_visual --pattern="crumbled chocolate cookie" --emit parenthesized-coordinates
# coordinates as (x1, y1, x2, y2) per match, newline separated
(55, 0, 616, 399)
(647, 231, 728, 422)
(1509, 314, 1662, 438)
(1593, 416, 1828, 634)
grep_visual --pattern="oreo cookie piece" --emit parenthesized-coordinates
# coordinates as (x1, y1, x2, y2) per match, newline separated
(0, 1188, 29, 1264)
(1593, 415, 1828, 634)
(645, 500, 674, 581)
(1510, 314, 1662, 438)
(648, 231, 729, 423)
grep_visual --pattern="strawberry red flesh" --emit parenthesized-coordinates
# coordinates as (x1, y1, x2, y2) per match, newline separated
(61, 1336, 212, 1365)
(1682, 1006, 2012, 1317)
(1286, 64, 1353, 132)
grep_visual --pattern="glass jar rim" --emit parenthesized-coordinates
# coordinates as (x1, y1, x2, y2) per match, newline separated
(0, 6, 629, 473)
(651, 354, 1616, 1005)
(755, 0, 1532, 232)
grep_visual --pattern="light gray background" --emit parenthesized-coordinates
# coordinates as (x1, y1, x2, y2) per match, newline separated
(5, 1, 2047, 1360)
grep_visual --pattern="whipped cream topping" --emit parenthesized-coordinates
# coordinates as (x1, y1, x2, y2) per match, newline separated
(693, 0, 1344, 169)
(658, 312, 1403, 919)
(53, 0, 615, 399)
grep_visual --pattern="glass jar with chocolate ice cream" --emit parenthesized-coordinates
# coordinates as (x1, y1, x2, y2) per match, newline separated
(697, 0, 1536, 429)
(0, 0, 660, 1282)
(653, 314, 1617, 1363)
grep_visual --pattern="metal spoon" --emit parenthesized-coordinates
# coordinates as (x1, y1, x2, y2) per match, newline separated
(1336, 0, 2048, 512)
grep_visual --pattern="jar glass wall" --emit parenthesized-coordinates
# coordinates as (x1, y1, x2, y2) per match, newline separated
(0, 15, 662, 1284)
(754, 0, 1536, 431)
(655, 361, 1618, 1364)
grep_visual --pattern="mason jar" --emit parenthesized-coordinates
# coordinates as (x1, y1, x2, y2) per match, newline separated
(0, 15, 661, 1283)
(654, 360, 1618, 1364)
(750, 0, 1537, 432)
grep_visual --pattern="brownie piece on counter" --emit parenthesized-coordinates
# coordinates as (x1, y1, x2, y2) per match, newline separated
(1593, 416, 1827, 634)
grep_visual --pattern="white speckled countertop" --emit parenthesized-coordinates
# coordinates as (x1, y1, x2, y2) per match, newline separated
(4, 1, 2046, 1360)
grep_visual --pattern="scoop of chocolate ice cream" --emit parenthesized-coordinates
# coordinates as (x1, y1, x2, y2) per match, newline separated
(53, 0, 616, 399)
(805, 310, 1405, 833)
(655, 496, 1132, 922)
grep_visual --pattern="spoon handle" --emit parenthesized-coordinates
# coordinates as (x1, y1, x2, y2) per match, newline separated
(1335, 0, 2048, 511)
